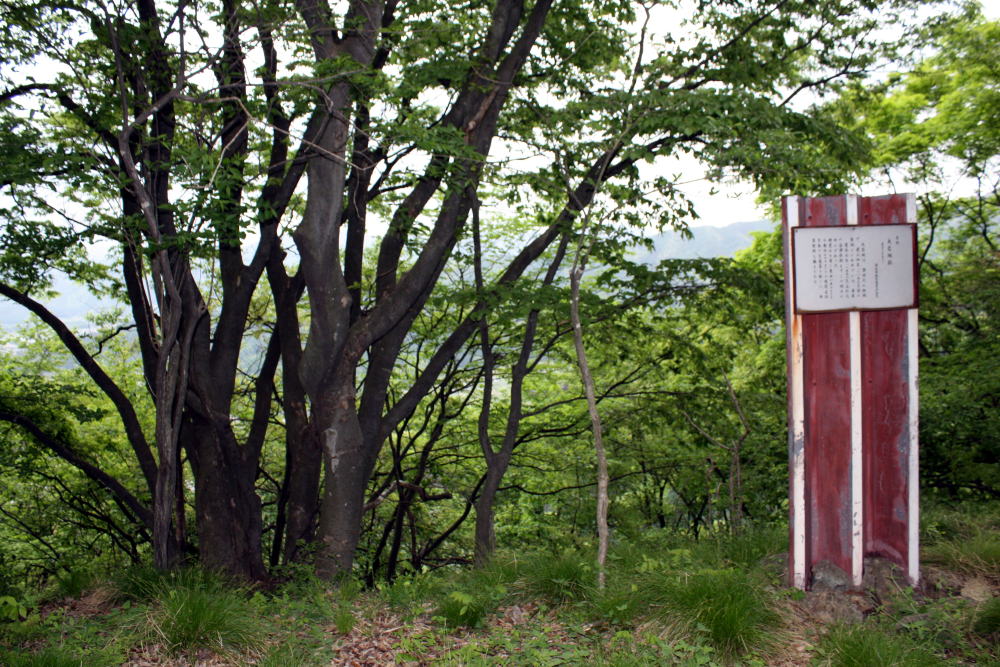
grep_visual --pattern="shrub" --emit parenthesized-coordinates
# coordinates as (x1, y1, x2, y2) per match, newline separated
(434, 589, 495, 628)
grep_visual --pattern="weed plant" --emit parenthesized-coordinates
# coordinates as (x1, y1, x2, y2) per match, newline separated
(431, 556, 521, 628)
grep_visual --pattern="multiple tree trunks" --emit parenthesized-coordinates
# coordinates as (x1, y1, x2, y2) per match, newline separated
(1, 0, 937, 584)
(783, 194, 919, 590)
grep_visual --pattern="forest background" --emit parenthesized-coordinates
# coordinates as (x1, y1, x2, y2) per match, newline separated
(0, 0, 997, 658)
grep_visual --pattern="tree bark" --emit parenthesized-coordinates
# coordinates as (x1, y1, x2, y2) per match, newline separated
(185, 414, 268, 580)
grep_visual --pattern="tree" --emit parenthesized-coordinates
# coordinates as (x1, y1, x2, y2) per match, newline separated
(0, 0, 931, 581)
(829, 5, 999, 497)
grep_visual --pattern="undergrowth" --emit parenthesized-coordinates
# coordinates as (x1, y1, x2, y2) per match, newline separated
(814, 624, 943, 666)
(0, 506, 996, 665)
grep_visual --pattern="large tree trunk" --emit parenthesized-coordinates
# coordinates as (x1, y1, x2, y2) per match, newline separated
(474, 468, 504, 565)
(185, 416, 268, 580)
(313, 381, 372, 579)
(279, 417, 322, 565)
(288, 0, 556, 580)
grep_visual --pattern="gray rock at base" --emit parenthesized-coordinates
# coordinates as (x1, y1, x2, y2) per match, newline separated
(863, 557, 905, 603)
(811, 560, 852, 592)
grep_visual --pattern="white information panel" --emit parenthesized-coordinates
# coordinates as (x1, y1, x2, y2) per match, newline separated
(792, 224, 917, 313)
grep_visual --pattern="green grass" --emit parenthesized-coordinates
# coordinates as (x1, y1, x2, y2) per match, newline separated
(376, 570, 438, 611)
(515, 550, 592, 604)
(433, 589, 496, 628)
(258, 641, 330, 667)
(815, 625, 944, 666)
(922, 502, 1000, 544)
(111, 563, 232, 602)
(0, 645, 83, 667)
(430, 555, 521, 628)
(974, 597, 1000, 641)
(107, 566, 267, 657)
(52, 568, 96, 600)
(139, 584, 263, 655)
(924, 533, 1000, 579)
(922, 501, 1000, 579)
(650, 568, 780, 661)
(705, 524, 787, 567)
(1, 516, 997, 665)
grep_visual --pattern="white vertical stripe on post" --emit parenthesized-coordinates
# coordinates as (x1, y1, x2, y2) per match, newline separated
(784, 196, 807, 590)
(906, 193, 920, 585)
(846, 195, 864, 588)
(907, 307, 920, 584)
(849, 309, 863, 586)
(906, 192, 917, 223)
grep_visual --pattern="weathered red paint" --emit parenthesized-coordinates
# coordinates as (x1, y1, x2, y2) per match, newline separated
(800, 196, 854, 578)
(859, 195, 911, 564)
(785, 193, 918, 588)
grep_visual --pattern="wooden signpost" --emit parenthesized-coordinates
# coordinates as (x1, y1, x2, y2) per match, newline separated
(782, 194, 919, 590)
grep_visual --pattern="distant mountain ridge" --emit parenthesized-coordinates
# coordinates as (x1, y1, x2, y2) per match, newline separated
(638, 219, 774, 263)
(0, 220, 777, 331)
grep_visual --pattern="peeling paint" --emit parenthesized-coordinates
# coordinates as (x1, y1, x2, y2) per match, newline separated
(840, 495, 853, 560)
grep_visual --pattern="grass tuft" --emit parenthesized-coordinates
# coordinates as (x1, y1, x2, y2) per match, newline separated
(973, 596, 1000, 641)
(433, 589, 494, 628)
(924, 533, 1000, 580)
(709, 524, 787, 567)
(589, 583, 645, 626)
(141, 584, 262, 655)
(815, 624, 943, 666)
(0, 645, 83, 667)
(112, 564, 231, 603)
(516, 551, 591, 604)
(430, 557, 519, 628)
(52, 568, 96, 600)
(115, 566, 264, 657)
(651, 568, 780, 660)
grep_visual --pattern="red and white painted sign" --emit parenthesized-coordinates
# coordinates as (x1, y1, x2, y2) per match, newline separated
(782, 194, 919, 589)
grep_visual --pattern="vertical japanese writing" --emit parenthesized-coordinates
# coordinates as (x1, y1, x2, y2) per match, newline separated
(794, 225, 915, 312)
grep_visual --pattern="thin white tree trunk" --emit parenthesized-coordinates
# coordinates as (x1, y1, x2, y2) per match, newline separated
(569, 258, 609, 589)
